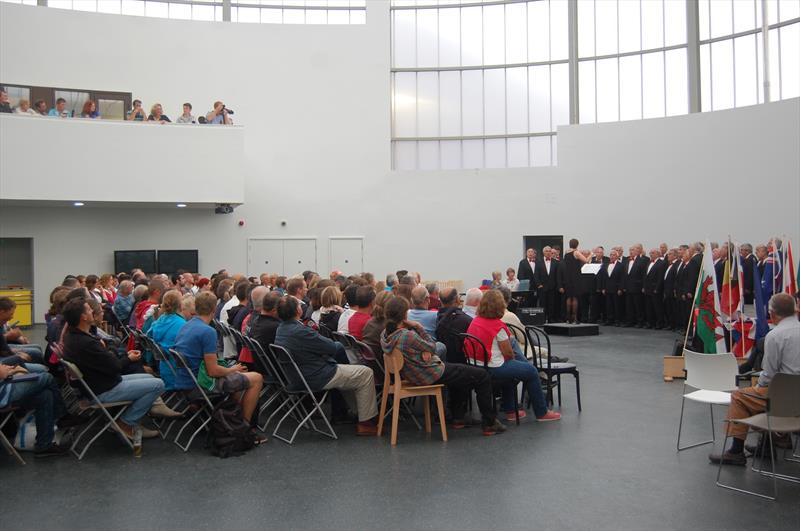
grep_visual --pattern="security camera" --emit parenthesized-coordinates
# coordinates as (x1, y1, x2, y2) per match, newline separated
(280, 220, 287, 227)
(214, 204, 234, 215)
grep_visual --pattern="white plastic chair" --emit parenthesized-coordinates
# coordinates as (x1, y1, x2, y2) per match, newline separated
(676, 349, 739, 451)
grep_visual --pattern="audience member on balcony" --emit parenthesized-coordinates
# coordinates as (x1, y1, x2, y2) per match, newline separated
(0, 89, 11, 113)
(47, 97, 70, 118)
(206, 101, 233, 125)
(80, 100, 100, 119)
(14, 99, 37, 115)
(33, 99, 47, 115)
(176, 102, 196, 124)
(148, 103, 171, 123)
(126, 99, 146, 121)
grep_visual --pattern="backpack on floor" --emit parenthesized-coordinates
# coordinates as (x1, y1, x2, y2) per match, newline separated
(206, 398, 256, 458)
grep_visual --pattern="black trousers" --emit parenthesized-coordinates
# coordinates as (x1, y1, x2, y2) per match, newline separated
(591, 292, 606, 322)
(605, 291, 621, 324)
(663, 296, 676, 330)
(436, 362, 495, 426)
(677, 296, 691, 331)
(626, 291, 644, 325)
(644, 293, 664, 327)
(541, 289, 558, 323)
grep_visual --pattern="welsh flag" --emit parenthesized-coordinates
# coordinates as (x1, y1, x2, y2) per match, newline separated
(783, 240, 797, 296)
(731, 317, 756, 358)
(719, 244, 742, 320)
(693, 240, 726, 353)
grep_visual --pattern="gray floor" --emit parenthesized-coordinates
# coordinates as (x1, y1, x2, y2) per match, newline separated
(4, 325, 799, 531)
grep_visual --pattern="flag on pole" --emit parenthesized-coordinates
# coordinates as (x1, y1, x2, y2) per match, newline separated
(730, 317, 756, 358)
(693, 240, 726, 353)
(783, 240, 796, 296)
(719, 244, 741, 320)
(753, 253, 770, 340)
(761, 241, 783, 299)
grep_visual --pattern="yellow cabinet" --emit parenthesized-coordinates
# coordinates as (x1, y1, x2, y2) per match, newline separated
(0, 289, 33, 327)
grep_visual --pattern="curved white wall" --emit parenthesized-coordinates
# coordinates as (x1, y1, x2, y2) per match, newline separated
(1, 2, 798, 321)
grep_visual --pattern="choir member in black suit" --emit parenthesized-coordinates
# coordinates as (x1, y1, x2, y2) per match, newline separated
(622, 244, 648, 327)
(713, 244, 727, 293)
(755, 244, 769, 288)
(517, 248, 540, 307)
(662, 249, 681, 331)
(538, 246, 561, 323)
(599, 248, 624, 326)
(643, 248, 667, 329)
(739, 243, 757, 304)
(589, 247, 610, 324)
(678, 242, 704, 331)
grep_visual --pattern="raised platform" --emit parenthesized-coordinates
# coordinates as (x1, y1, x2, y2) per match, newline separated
(543, 323, 599, 336)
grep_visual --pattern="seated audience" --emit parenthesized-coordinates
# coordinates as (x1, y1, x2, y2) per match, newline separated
(286, 277, 308, 315)
(180, 293, 196, 320)
(33, 99, 47, 115)
(62, 298, 166, 440)
(176, 102, 195, 124)
(148, 290, 188, 390)
(14, 99, 37, 115)
(362, 291, 393, 358)
(490, 271, 503, 289)
(710, 293, 800, 465)
(0, 89, 11, 113)
(113, 280, 135, 323)
(274, 296, 378, 435)
(462, 287, 483, 318)
(0, 297, 45, 366)
(426, 282, 442, 310)
(407, 286, 438, 339)
(148, 103, 171, 123)
(206, 101, 233, 125)
(247, 291, 282, 372)
(380, 296, 505, 434)
(465, 290, 561, 423)
(435, 287, 472, 364)
(80, 100, 100, 119)
(318, 286, 344, 332)
(347, 286, 375, 341)
(337, 284, 358, 333)
(172, 292, 265, 436)
(503, 268, 520, 291)
(99, 273, 116, 303)
(126, 99, 146, 121)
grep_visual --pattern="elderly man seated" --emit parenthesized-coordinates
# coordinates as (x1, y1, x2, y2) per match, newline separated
(710, 293, 800, 465)
(274, 296, 378, 435)
(0, 297, 45, 366)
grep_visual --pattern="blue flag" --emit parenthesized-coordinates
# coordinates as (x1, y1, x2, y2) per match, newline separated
(753, 255, 769, 340)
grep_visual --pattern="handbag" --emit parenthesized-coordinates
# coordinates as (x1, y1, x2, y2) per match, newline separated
(197, 357, 231, 391)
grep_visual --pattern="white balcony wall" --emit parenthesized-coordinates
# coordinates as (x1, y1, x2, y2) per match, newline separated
(0, 115, 244, 205)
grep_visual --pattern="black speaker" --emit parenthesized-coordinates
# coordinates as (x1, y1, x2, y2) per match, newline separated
(515, 307, 545, 326)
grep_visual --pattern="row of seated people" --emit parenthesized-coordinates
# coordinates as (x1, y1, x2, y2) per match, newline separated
(0, 88, 234, 125)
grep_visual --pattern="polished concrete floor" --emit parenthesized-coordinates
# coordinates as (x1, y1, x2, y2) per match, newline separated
(3, 325, 799, 530)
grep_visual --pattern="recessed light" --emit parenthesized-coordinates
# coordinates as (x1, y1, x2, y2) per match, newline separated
(73, 202, 84, 207)
(177, 203, 187, 208)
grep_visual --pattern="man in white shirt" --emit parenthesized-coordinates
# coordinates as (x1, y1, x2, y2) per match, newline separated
(462, 288, 483, 318)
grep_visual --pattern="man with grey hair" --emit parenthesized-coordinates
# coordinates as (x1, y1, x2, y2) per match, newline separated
(463, 287, 483, 318)
(426, 282, 441, 310)
(740, 243, 757, 304)
(436, 287, 471, 364)
(112, 280, 135, 323)
(247, 291, 282, 372)
(538, 246, 561, 323)
(385, 273, 398, 290)
(408, 286, 439, 339)
(710, 293, 800, 465)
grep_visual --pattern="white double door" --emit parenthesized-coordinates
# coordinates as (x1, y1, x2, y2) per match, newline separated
(248, 238, 317, 277)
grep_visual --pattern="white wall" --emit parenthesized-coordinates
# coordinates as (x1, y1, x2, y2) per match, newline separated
(1, 3, 798, 322)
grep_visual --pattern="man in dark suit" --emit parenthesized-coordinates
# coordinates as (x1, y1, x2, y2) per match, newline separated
(740, 243, 757, 305)
(755, 244, 769, 290)
(538, 246, 561, 323)
(621, 244, 648, 327)
(517, 248, 539, 307)
(678, 242, 704, 334)
(643, 248, 667, 329)
(713, 243, 727, 293)
(589, 246, 610, 323)
(599, 248, 624, 326)
(662, 249, 681, 331)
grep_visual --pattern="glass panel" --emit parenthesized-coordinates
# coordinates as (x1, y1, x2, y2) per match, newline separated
(49, 0, 72, 10)
(483, 4, 506, 65)
(505, 2, 527, 65)
(393, 72, 417, 137)
(192, 4, 215, 21)
(642, 51, 665, 119)
(418, 141, 439, 170)
(618, 0, 641, 54)
(393, 10, 416, 68)
(121, 0, 145, 16)
(595, 57, 619, 123)
(98, 0, 121, 14)
(485, 138, 506, 168)
(305, 9, 327, 24)
(507, 137, 528, 168)
(709, 0, 733, 39)
(766, 0, 778, 25)
(577, 0, 594, 57)
(619, 55, 642, 121)
(551, 135, 558, 166)
(238, 6, 261, 23)
(417, 72, 439, 137)
(98, 99, 124, 121)
(595, 0, 618, 56)
(550, 62, 569, 128)
(54, 90, 90, 117)
(145, 0, 168, 18)
(641, 0, 664, 50)
(780, 23, 800, 99)
(439, 71, 461, 136)
(462, 139, 484, 168)
(665, 47, 688, 116)
(529, 64, 551, 132)
(700, 43, 711, 111)
(462, 69, 483, 135)
(349, 9, 365, 24)
(780, 0, 800, 21)
(5, 86, 30, 109)
(283, 8, 305, 23)
(578, 60, 596, 123)
(461, 6, 483, 66)
(327, 9, 348, 24)
(734, 34, 758, 107)
(530, 136, 551, 167)
(768, 28, 781, 100)
(711, 39, 735, 110)
(484, 68, 505, 135)
(506, 67, 528, 135)
(438, 8, 460, 67)
(698, 0, 710, 41)
(169, 3, 191, 20)
(72, 0, 96, 12)
(664, 0, 686, 46)
(417, 8, 438, 68)
(733, 0, 757, 33)
(530, 0, 551, 62)
(440, 140, 461, 170)
(394, 141, 417, 170)
(549, 0, 568, 60)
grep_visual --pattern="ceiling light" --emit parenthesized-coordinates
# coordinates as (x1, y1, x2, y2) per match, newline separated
(73, 202, 84, 207)
(177, 203, 187, 208)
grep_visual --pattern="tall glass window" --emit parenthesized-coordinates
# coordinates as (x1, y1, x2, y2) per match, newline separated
(391, 0, 569, 170)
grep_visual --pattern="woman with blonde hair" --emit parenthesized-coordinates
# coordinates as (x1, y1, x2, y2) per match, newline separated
(148, 290, 187, 391)
(318, 285, 344, 332)
(148, 103, 171, 123)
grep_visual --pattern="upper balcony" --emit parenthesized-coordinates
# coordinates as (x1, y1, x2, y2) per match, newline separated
(0, 114, 245, 208)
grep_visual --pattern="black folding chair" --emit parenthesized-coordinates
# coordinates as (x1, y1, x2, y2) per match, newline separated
(0, 406, 25, 465)
(169, 349, 226, 452)
(141, 336, 190, 439)
(525, 325, 582, 411)
(460, 333, 521, 426)
(269, 344, 338, 445)
(240, 335, 295, 432)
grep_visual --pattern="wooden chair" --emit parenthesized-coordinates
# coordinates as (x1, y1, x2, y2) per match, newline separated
(377, 348, 447, 445)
